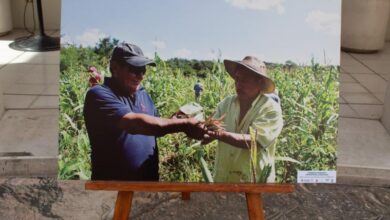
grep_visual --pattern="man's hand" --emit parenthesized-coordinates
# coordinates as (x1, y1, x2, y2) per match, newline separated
(183, 118, 207, 140)
(200, 134, 214, 145)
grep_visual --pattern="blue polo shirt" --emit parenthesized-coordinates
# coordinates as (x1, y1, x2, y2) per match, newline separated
(84, 77, 159, 181)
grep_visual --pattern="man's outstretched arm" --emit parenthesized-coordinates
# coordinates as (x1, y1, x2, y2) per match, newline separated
(118, 112, 205, 140)
(206, 130, 252, 149)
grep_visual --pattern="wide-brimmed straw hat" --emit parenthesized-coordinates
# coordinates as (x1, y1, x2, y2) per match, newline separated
(224, 56, 275, 93)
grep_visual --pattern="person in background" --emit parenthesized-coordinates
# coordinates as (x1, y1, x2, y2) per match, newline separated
(202, 56, 283, 183)
(194, 79, 203, 102)
(84, 42, 205, 181)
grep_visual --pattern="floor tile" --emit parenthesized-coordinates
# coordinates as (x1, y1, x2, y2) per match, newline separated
(41, 85, 59, 95)
(340, 73, 356, 82)
(350, 51, 390, 62)
(340, 82, 368, 93)
(337, 118, 390, 169)
(339, 96, 347, 104)
(0, 47, 23, 66)
(340, 53, 362, 66)
(30, 96, 59, 109)
(341, 62, 373, 74)
(339, 104, 358, 118)
(379, 73, 390, 81)
(16, 65, 59, 84)
(0, 109, 58, 156)
(351, 74, 388, 94)
(361, 60, 390, 75)
(0, 63, 37, 85)
(3, 84, 45, 95)
(373, 92, 386, 103)
(3, 95, 37, 109)
(350, 104, 383, 119)
(342, 93, 382, 104)
(12, 51, 60, 65)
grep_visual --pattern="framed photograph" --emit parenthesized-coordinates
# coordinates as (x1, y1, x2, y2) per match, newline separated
(59, 0, 340, 183)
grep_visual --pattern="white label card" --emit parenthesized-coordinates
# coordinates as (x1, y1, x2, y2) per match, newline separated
(297, 171, 336, 183)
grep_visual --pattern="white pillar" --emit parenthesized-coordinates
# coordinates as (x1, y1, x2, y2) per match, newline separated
(341, 0, 390, 52)
(0, 0, 13, 36)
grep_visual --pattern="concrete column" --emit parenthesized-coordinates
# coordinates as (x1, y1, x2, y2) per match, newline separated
(341, 0, 390, 52)
(382, 81, 390, 133)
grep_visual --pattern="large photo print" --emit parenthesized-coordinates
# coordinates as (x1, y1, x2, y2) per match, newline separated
(59, 0, 340, 183)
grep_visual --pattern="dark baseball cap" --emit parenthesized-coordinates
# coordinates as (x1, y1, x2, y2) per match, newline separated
(111, 43, 156, 67)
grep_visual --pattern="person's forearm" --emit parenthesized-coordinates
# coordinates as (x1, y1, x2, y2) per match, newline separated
(213, 131, 252, 149)
(119, 113, 191, 136)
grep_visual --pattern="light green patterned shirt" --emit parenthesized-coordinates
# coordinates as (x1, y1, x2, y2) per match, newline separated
(213, 93, 283, 183)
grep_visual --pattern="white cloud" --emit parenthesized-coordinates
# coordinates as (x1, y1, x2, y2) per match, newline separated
(305, 11, 340, 36)
(152, 39, 167, 50)
(74, 28, 108, 47)
(225, 0, 285, 14)
(175, 48, 192, 58)
(60, 35, 73, 45)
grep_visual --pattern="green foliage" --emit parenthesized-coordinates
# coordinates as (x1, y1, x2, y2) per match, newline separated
(59, 43, 338, 183)
(59, 64, 91, 179)
(269, 65, 338, 182)
(164, 58, 214, 78)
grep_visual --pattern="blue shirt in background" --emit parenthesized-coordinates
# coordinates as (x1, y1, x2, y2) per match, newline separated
(194, 82, 203, 96)
(84, 77, 159, 181)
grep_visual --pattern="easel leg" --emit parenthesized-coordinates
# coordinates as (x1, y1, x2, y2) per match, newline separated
(245, 193, 264, 220)
(113, 191, 133, 220)
(182, 192, 191, 200)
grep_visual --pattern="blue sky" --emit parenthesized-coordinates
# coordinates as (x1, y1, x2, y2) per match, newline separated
(61, 0, 341, 65)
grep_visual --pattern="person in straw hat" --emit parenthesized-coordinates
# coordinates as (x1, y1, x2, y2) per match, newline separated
(202, 56, 283, 183)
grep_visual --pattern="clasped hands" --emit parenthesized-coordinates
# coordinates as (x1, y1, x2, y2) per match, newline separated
(183, 118, 222, 143)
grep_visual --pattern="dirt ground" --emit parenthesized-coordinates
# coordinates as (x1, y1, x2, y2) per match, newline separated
(0, 178, 390, 220)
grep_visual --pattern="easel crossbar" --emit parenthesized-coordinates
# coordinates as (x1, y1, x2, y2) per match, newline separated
(85, 181, 294, 193)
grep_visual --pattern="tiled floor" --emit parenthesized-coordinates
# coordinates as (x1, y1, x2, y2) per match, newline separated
(337, 42, 390, 182)
(0, 29, 59, 176)
(339, 44, 390, 120)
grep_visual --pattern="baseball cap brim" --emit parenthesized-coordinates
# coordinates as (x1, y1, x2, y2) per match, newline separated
(125, 56, 156, 67)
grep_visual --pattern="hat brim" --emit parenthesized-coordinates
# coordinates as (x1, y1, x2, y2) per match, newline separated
(125, 56, 156, 67)
(224, 59, 275, 93)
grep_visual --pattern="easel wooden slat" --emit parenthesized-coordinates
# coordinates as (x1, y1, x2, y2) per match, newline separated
(85, 181, 294, 193)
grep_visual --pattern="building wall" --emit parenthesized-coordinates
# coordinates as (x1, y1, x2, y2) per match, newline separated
(11, 0, 61, 31)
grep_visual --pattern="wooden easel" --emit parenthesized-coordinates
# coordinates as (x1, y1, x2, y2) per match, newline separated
(85, 181, 294, 220)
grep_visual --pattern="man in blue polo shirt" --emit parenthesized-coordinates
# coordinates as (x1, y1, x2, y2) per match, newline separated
(84, 43, 204, 181)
